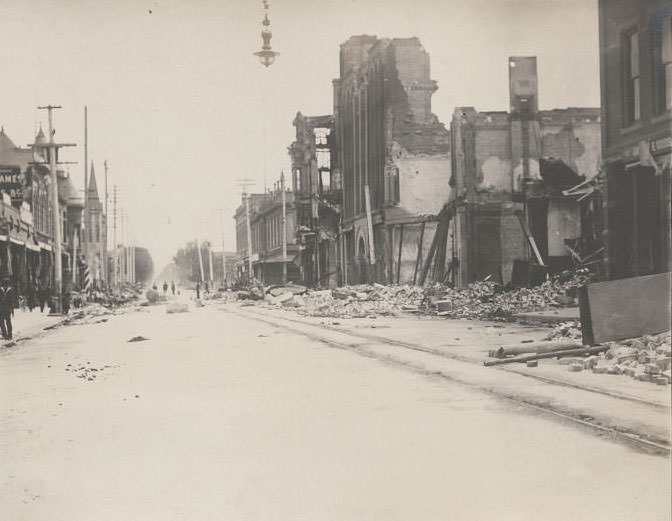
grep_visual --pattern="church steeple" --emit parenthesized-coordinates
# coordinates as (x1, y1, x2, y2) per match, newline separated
(88, 161, 100, 202)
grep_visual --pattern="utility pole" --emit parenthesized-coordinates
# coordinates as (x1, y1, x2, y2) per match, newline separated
(208, 244, 214, 284)
(195, 237, 205, 283)
(112, 184, 118, 288)
(281, 170, 287, 284)
(37, 105, 76, 314)
(237, 178, 255, 283)
(83, 106, 88, 261)
(217, 208, 226, 285)
(103, 160, 108, 285)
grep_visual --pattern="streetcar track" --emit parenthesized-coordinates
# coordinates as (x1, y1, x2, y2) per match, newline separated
(236, 306, 667, 410)
(223, 305, 671, 455)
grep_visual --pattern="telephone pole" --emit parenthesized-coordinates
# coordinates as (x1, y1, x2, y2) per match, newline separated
(217, 208, 226, 285)
(103, 160, 109, 285)
(83, 106, 88, 260)
(112, 184, 118, 288)
(36, 105, 76, 314)
(237, 178, 255, 282)
(280, 170, 287, 284)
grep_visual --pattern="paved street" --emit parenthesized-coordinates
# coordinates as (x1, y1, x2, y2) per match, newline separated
(1, 301, 670, 521)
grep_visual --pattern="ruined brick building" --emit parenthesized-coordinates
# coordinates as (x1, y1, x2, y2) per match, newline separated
(333, 35, 451, 284)
(289, 113, 340, 287)
(450, 57, 602, 287)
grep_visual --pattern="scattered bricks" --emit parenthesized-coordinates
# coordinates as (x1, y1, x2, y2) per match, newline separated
(622, 367, 636, 377)
(644, 363, 661, 375)
(592, 361, 611, 374)
(655, 356, 671, 372)
(606, 365, 622, 375)
(558, 357, 583, 366)
(606, 345, 636, 360)
(635, 372, 651, 382)
(652, 376, 669, 385)
(583, 356, 600, 370)
(276, 292, 293, 303)
(661, 370, 672, 384)
(637, 352, 651, 364)
(526, 360, 538, 368)
(568, 362, 583, 372)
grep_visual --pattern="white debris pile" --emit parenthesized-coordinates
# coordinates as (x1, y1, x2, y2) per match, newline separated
(587, 332, 672, 384)
(264, 283, 425, 318)
(543, 321, 583, 341)
(64, 303, 116, 325)
(205, 289, 239, 302)
(426, 269, 592, 320)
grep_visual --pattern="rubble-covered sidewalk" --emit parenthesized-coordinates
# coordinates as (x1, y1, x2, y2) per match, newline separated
(207, 269, 671, 388)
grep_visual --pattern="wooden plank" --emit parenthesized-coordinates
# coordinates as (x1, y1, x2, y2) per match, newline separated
(515, 210, 546, 266)
(579, 272, 671, 344)
(396, 224, 404, 284)
(412, 222, 425, 285)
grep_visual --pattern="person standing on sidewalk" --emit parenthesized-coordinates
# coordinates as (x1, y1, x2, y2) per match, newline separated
(0, 277, 15, 340)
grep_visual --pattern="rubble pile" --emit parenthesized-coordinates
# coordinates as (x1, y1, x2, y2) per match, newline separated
(588, 332, 672, 384)
(264, 283, 425, 318)
(425, 269, 592, 320)
(544, 321, 583, 342)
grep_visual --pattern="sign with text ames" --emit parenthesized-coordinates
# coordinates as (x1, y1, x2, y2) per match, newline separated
(0, 166, 23, 207)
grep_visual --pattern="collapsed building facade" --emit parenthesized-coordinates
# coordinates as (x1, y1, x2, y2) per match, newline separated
(599, 0, 671, 280)
(333, 35, 451, 285)
(449, 57, 602, 288)
(289, 113, 340, 287)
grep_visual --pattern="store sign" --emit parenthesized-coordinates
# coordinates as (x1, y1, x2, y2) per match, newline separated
(0, 166, 23, 207)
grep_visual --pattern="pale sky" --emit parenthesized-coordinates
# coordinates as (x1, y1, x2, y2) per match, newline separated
(0, 0, 599, 271)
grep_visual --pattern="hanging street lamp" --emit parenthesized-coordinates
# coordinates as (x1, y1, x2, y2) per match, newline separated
(254, 0, 279, 67)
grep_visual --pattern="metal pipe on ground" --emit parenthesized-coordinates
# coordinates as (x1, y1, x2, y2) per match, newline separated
(483, 345, 607, 366)
(489, 341, 583, 359)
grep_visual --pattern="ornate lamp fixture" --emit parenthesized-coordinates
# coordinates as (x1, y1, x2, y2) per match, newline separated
(254, 0, 279, 67)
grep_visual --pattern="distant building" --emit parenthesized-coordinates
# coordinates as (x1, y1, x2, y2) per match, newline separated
(333, 35, 451, 284)
(449, 57, 602, 287)
(234, 187, 300, 284)
(289, 112, 340, 287)
(598, 0, 671, 279)
(83, 162, 107, 287)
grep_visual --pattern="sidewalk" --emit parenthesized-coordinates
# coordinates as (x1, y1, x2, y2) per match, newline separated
(4, 308, 64, 345)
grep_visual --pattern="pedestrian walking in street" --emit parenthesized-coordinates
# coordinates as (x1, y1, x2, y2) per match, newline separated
(163, 281, 168, 294)
(26, 283, 36, 312)
(62, 290, 71, 315)
(171, 281, 175, 295)
(196, 281, 200, 300)
(38, 284, 49, 313)
(0, 277, 15, 340)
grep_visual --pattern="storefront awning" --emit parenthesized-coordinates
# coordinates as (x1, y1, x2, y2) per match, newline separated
(38, 242, 52, 252)
(25, 242, 40, 252)
(9, 237, 24, 246)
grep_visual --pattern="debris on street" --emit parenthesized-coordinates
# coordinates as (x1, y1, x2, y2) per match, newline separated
(221, 269, 591, 321)
(166, 302, 189, 314)
(592, 332, 671, 384)
(128, 336, 150, 342)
